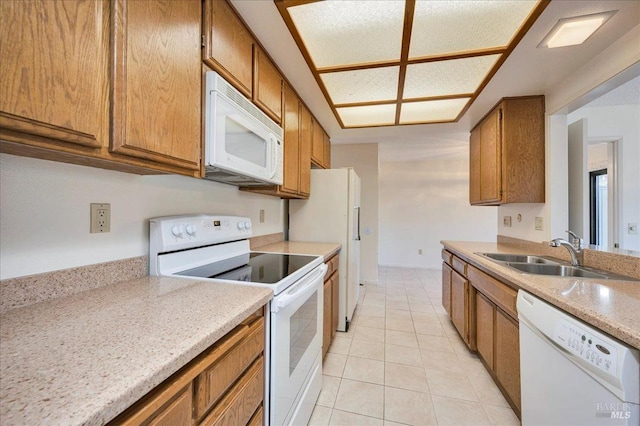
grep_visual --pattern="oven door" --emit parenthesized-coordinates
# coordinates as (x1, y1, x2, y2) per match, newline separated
(270, 263, 327, 425)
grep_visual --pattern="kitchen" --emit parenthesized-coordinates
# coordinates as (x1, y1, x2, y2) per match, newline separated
(1, 0, 639, 425)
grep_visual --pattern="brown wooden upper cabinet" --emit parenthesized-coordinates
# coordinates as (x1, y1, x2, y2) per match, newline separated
(311, 118, 331, 169)
(0, 0, 202, 177)
(203, 0, 254, 98)
(0, 1, 108, 152)
(469, 96, 545, 205)
(323, 132, 331, 169)
(242, 83, 310, 199)
(111, 0, 201, 173)
(253, 47, 283, 124)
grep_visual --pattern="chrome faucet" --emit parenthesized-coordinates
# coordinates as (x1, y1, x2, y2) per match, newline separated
(549, 230, 583, 266)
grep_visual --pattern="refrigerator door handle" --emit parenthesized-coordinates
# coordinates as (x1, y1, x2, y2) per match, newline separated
(354, 206, 361, 241)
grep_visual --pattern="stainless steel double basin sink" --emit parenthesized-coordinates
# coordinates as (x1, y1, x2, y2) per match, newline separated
(476, 252, 639, 281)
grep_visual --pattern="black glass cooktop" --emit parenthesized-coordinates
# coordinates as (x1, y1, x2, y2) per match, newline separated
(176, 252, 319, 284)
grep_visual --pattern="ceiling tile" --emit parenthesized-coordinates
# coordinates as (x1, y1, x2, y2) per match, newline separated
(321, 66, 400, 105)
(399, 98, 470, 124)
(337, 104, 397, 127)
(403, 55, 500, 99)
(288, 0, 405, 68)
(410, 0, 538, 59)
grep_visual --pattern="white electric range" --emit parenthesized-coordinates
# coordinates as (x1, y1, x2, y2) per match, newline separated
(149, 214, 325, 426)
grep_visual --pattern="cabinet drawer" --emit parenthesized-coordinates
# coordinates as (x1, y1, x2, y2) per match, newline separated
(325, 253, 339, 279)
(441, 249, 453, 265)
(248, 405, 263, 426)
(468, 266, 517, 320)
(452, 256, 467, 277)
(200, 357, 265, 426)
(194, 316, 264, 419)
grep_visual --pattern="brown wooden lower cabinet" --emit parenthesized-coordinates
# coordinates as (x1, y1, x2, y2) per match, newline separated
(495, 308, 521, 413)
(441, 262, 452, 316)
(442, 247, 522, 418)
(110, 307, 266, 426)
(322, 253, 340, 358)
(450, 269, 469, 345)
(475, 291, 495, 371)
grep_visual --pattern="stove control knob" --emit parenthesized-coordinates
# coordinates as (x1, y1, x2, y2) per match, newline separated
(237, 221, 245, 230)
(185, 224, 196, 236)
(244, 221, 251, 230)
(171, 224, 183, 238)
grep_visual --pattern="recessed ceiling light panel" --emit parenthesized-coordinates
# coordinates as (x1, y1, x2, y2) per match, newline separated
(337, 104, 397, 127)
(288, 1, 405, 68)
(539, 11, 617, 48)
(403, 55, 501, 99)
(400, 98, 470, 124)
(321, 66, 400, 105)
(410, 0, 538, 59)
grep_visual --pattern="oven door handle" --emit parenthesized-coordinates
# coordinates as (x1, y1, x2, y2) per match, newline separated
(272, 263, 328, 313)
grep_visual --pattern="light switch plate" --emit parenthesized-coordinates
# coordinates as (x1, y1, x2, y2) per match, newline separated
(629, 223, 638, 234)
(535, 216, 544, 231)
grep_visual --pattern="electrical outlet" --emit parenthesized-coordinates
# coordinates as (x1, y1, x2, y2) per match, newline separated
(535, 216, 544, 231)
(259, 209, 265, 223)
(90, 203, 111, 233)
(418, 249, 423, 255)
(503, 216, 512, 227)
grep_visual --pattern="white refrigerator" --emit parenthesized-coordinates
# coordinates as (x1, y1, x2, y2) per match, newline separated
(289, 168, 361, 332)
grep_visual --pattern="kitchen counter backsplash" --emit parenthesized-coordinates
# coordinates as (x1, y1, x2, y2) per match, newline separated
(0, 232, 286, 314)
(0, 256, 147, 314)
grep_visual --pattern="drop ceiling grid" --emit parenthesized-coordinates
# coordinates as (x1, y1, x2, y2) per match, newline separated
(275, 0, 551, 129)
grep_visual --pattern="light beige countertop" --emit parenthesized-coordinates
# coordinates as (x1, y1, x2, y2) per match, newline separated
(0, 276, 272, 425)
(442, 241, 640, 349)
(256, 241, 341, 261)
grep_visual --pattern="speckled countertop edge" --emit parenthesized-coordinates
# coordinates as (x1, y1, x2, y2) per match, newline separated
(442, 241, 640, 349)
(256, 241, 341, 261)
(0, 276, 273, 425)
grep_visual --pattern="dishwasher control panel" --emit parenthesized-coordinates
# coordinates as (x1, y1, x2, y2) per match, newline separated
(555, 319, 618, 374)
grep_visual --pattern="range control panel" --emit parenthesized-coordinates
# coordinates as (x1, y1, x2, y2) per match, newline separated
(150, 215, 252, 254)
(555, 319, 617, 374)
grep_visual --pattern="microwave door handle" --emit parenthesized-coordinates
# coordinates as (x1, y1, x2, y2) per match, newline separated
(268, 135, 278, 179)
(272, 264, 327, 313)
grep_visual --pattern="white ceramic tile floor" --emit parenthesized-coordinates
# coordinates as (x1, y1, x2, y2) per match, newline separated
(309, 266, 520, 426)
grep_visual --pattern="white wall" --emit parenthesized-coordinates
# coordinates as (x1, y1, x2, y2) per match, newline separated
(331, 143, 379, 284)
(378, 137, 497, 268)
(0, 154, 284, 279)
(568, 104, 640, 251)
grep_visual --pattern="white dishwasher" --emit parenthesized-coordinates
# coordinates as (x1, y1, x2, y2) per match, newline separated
(517, 290, 639, 425)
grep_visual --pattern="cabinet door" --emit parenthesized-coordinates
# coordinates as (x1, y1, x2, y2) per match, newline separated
(298, 103, 312, 196)
(495, 309, 521, 413)
(323, 277, 332, 359)
(450, 270, 468, 344)
(475, 291, 495, 370)
(0, 0, 108, 149)
(253, 47, 282, 124)
(332, 272, 339, 338)
(203, 0, 253, 97)
(441, 262, 452, 316)
(479, 108, 502, 203)
(323, 132, 331, 169)
(281, 83, 300, 194)
(111, 0, 200, 173)
(469, 127, 482, 204)
(311, 118, 324, 166)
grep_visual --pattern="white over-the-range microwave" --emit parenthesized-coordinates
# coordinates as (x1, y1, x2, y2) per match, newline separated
(204, 71, 284, 186)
